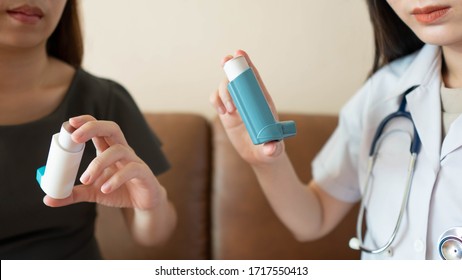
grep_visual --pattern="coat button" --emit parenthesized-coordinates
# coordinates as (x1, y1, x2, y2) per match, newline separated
(414, 239, 424, 252)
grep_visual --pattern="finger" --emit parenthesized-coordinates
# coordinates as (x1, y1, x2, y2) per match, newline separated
(69, 115, 97, 129)
(234, 50, 260, 78)
(43, 184, 98, 207)
(90, 165, 118, 190)
(219, 55, 236, 113)
(218, 79, 235, 113)
(209, 88, 227, 115)
(235, 49, 270, 92)
(100, 162, 149, 194)
(80, 144, 140, 185)
(262, 141, 284, 158)
(235, 50, 251, 64)
(69, 115, 112, 151)
(234, 49, 261, 77)
(234, 50, 278, 119)
(43, 194, 75, 207)
(220, 54, 234, 67)
(72, 120, 128, 148)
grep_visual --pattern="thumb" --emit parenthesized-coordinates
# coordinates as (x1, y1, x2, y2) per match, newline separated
(261, 141, 284, 158)
(43, 184, 98, 207)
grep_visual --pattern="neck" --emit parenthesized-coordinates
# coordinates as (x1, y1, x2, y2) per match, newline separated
(0, 44, 49, 94)
(442, 46, 462, 88)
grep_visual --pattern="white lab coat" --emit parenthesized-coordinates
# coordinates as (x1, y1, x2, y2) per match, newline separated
(312, 44, 462, 259)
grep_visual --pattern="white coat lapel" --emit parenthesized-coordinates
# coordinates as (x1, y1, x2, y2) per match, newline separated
(406, 81, 442, 172)
(441, 116, 462, 158)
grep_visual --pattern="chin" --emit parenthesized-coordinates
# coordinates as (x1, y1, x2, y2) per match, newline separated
(419, 36, 462, 48)
(0, 35, 45, 50)
(412, 25, 462, 47)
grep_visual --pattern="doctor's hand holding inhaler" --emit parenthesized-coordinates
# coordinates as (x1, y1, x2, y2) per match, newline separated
(211, 0, 462, 260)
(211, 50, 294, 165)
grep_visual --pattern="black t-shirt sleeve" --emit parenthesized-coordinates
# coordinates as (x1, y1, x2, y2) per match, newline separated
(103, 81, 170, 175)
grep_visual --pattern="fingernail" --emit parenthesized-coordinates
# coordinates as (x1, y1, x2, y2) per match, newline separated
(80, 171, 90, 184)
(225, 101, 234, 112)
(69, 116, 80, 124)
(217, 106, 226, 115)
(101, 183, 111, 194)
(71, 129, 83, 142)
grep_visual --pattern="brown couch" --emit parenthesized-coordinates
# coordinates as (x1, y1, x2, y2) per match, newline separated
(95, 112, 360, 260)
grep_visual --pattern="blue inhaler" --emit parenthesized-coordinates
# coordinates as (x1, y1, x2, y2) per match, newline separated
(223, 56, 296, 144)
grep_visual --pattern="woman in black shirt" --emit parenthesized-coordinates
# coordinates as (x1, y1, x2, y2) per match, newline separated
(0, 0, 177, 259)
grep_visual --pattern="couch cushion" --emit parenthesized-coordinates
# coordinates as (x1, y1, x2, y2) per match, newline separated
(212, 113, 360, 259)
(95, 113, 211, 259)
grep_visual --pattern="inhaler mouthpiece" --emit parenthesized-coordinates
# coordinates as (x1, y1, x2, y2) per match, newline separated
(36, 121, 85, 199)
(59, 122, 82, 152)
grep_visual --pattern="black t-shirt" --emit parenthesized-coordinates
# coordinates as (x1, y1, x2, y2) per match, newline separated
(0, 69, 170, 259)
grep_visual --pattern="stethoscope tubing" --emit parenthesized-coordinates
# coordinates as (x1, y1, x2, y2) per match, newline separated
(350, 85, 461, 259)
(354, 153, 417, 254)
(351, 85, 421, 255)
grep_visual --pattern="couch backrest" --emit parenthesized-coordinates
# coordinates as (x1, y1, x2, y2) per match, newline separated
(96, 113, 212, 259)
(96, 112, 360, 260)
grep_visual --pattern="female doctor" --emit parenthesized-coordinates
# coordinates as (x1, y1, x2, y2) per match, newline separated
(210, 0, 462, 259)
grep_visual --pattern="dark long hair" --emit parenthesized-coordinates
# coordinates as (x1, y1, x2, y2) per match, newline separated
(366, 0, 424, 74)
(46, 0, 83, 68)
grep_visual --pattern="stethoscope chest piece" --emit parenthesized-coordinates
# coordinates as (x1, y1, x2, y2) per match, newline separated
(438, 227, 462, 260)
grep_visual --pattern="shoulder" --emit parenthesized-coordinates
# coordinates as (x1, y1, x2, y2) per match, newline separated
(338, 47, 426, 131)
(73, 69, 130, 98)
(68, 70, 170, 175)
(68, 69, 139, 119)
(368, 49, 421, 90)
(366, 45, 441, 98)
(351, 47, 426, 109)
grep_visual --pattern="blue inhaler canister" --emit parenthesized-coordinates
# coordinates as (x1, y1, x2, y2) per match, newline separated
(223, 56, 296, 144)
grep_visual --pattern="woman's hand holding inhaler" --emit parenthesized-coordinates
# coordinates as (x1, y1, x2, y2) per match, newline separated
(43, 115, 167, 212)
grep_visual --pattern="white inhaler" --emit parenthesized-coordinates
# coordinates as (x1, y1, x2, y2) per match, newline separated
(36, 122, 85, 199)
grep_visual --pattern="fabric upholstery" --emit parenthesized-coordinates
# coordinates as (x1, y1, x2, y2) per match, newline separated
(95, 112, 360, 260)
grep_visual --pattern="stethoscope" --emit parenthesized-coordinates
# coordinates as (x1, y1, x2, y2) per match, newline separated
(348, 86, 462, 260)
(438, 227, 462, 260)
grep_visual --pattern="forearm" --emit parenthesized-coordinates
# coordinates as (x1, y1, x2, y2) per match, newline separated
(252, 152, 330, 241)
(122, 185, 177, 246)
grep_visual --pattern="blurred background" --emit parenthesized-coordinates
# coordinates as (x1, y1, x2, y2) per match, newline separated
(80, 0, 373, 119)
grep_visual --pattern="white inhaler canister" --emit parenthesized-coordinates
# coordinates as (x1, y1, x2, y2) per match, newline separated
(36, 122, 85, 199)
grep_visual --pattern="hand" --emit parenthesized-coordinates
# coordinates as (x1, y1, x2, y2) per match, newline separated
(210, 50, 285, 166)
(43, 115, 165, 210)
